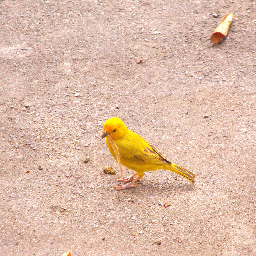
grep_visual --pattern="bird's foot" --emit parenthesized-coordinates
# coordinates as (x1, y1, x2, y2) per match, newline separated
(117, 173, 137, 183)
(117, 177, 124, 182)
(113, 177, 141, 190)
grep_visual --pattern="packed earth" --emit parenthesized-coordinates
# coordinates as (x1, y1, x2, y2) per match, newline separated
(0, 0, 255, 255)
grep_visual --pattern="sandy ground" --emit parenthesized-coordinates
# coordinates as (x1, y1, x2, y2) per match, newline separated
(0, 0, 255, 255)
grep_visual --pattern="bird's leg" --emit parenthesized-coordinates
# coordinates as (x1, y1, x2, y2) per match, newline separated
(113, 176, 142, 190)
(118, 173, 138, 182)
(123, 173, 138, 182)
(117, 166, 124, 181)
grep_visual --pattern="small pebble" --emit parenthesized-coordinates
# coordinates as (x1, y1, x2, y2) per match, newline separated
(164, 202, 171, 208)
(153, 239, 162, 245)
(84, 158, 90, 163)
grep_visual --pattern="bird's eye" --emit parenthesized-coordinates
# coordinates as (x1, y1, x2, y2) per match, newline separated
(113, 129, 116, 132)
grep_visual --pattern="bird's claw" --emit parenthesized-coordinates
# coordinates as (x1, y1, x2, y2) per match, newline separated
(117, 174, 138, 183)
(114, 174, 141, 190)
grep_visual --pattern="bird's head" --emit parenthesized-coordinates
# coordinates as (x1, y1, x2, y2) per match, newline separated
(101, 117, 128, 141)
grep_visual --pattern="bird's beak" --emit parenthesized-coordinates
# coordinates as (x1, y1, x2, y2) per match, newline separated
(101, 131, 108, 139)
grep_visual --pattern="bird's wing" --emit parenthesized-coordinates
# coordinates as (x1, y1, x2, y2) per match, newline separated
(129, 144, 169, 166)
(145, 144, 170, 163)
(116, 131, 169, 164)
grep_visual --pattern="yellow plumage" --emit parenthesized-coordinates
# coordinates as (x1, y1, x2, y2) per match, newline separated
(101, 117, 195, 189)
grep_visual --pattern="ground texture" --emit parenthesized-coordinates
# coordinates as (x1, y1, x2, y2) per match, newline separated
(0, 0, 255, 255)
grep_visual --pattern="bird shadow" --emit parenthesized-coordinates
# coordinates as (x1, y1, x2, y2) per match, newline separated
(140, 180, 195, 194)
(113, 179, 195, 197)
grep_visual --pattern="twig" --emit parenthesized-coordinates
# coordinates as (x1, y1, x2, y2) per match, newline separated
(107, 135, 124, 180)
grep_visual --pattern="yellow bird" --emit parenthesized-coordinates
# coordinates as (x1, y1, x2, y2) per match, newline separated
(101, 117, 195, 190)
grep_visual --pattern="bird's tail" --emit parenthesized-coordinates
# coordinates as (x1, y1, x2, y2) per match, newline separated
(167, 163, 195, 182)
